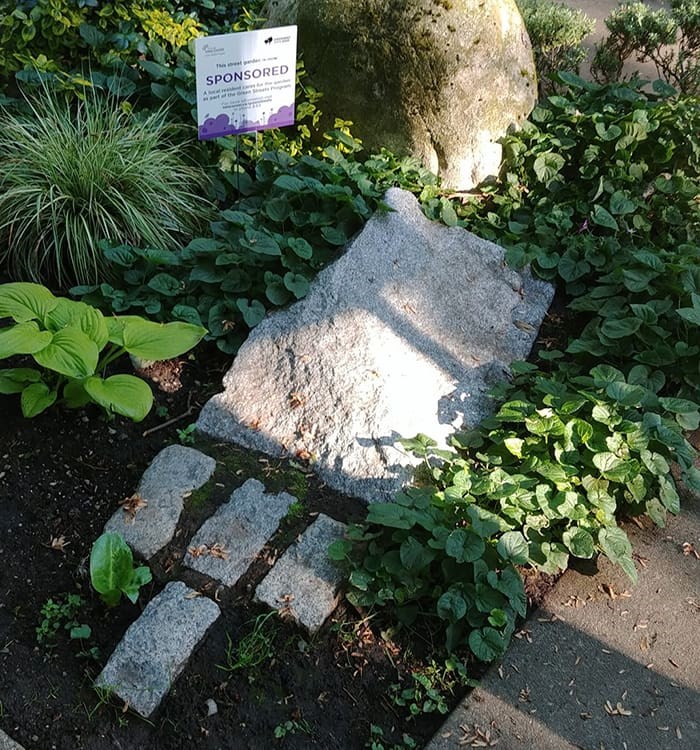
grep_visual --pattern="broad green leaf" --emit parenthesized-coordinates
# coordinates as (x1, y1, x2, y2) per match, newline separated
(645, 498, 667, 527)
(284, 272, 310, 299)
(20, 382, 56, 417)
(90, 532, 137, 607)
(236, 298, 266, 328)
(366, 503, 416, 529)
(468, 627, 509, 662)
(592, 452, 632, 482)
(45, 299, 108, 350)
(288, 237, 313, 259)
(496, 531, 529, 564)
(640, 450, 669, 476)
(0, 367, 41, 394)
(241, 229, 281, 256)
(147, 273, 182, 297)
(320, 226, 347, 245)
(400, 535, 435, 570)
(0, 322, 53, 359)
(658, 475, 680, 514)
(533, 151, 565, 182)
(467, 505, 507, 536)
(591, 205, 619, 230)
(445, 529, 485, 563)
(122, 566, 152, 604)
(590, 364, 625, 386)
(109, 318, 206, 360)
(677, 307, 700, 325)
(598, 526, 637, 583)
(436, 590, 467, 622)
(63, 379, 91, 408)
(562, 527, 595, 558)
(600, 317, 642, 339)
(609, 191, 636, 215)
(0, 282, 57, 323)
(84, 375, 153, 422)
(605, 382, 647, 407)
(33, 328, 99, 379)
(489, 567, 527, 617)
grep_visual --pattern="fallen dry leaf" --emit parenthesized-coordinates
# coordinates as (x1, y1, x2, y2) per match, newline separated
(458, 723, 499, 747)
(187, 543, 230, 561)
(682, 542, 699, 559)
(604, 700, 632, 716)
(120, 493, 147, 521)
(50, 535, 69, 551)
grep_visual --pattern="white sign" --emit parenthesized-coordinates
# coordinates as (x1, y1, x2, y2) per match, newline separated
(195, 26, 297, 140)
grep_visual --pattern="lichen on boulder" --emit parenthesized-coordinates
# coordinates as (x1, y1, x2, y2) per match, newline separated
(264, 0, 537, 188)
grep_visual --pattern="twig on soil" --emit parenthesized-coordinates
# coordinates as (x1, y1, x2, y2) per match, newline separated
(142, 405, 195, 437)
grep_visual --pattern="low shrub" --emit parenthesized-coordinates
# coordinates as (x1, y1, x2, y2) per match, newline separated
(591, 0, 700, 95)
(0, 85, 214, 286)
(516, 0, 594, 95)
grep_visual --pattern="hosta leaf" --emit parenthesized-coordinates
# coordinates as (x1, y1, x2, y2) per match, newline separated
(0, 322, 53, 359)
(33, 328, 98, 379)
(20, 382, 57, 417)
(108, 318, 206, 360)
(45, 299, 108, 349)
(0, 367, 41, 394)
(0, 282, 57, 323)
(84, 374, 153, 422)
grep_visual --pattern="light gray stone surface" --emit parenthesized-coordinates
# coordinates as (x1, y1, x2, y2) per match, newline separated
(183, 478, 295, 586)
(96, 581, 220, 718)
(0, 729, 24, 750)
(264, 0, 536, 188)
(104, 445, 216, 559)
(255, 514, 347, 632)
(197, 188, 554, 503)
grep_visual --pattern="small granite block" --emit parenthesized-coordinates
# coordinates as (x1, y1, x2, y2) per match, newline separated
(184, 478, 295, 586)
(0, 729, 25, 750)
(105, 445, 216, 559)
(255, 514, 347, 632)
(96, 581, 220, 717)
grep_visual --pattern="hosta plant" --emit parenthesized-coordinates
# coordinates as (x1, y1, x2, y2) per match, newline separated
(0, 85, 214, 286)
(90, 532, 151, 607)
(0, 282, 206, 420)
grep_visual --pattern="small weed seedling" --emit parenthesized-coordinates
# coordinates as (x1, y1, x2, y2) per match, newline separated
(176, 423, 197, 445)
(274, 718, 313, 740)
(366, 725, 416, 750)
(36, 594, 91, 647)
(218, 612, 278, 677)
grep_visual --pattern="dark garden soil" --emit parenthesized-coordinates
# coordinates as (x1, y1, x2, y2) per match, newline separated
(0, 343, 448, 750)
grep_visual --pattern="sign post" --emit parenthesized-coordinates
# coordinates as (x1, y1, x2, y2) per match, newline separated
(195, 26, 297, 140)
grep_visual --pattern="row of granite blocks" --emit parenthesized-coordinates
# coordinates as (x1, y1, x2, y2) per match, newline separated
(96, 444, 347, 717)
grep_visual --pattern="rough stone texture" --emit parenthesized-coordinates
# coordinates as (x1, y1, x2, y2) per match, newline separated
(264, 0, 536, 188)
(104, 445, 216, 559)
(184, 478, 295, 586)
(426, 474, 700, 750)
(96, 581, 220, 718)
(197, 188, 554, 503)
(0, 730, 24, 750)
(255, 514, 347, 632)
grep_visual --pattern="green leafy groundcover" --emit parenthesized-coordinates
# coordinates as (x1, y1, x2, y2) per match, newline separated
(335, 75, 700, 665)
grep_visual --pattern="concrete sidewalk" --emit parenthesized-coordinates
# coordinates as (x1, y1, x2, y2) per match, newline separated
(427, 474, 700, 750)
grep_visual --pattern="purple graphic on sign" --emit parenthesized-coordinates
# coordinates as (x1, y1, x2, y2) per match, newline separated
(198, 104, 295, 140)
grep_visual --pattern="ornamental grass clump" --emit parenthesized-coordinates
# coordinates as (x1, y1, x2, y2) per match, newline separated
(0, 86, 214, 286)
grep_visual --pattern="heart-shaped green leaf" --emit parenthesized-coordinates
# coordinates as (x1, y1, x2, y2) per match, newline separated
(0, 322, 53, 359)
(33, 328, 99, 379)
(84, 374, 153, 422)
